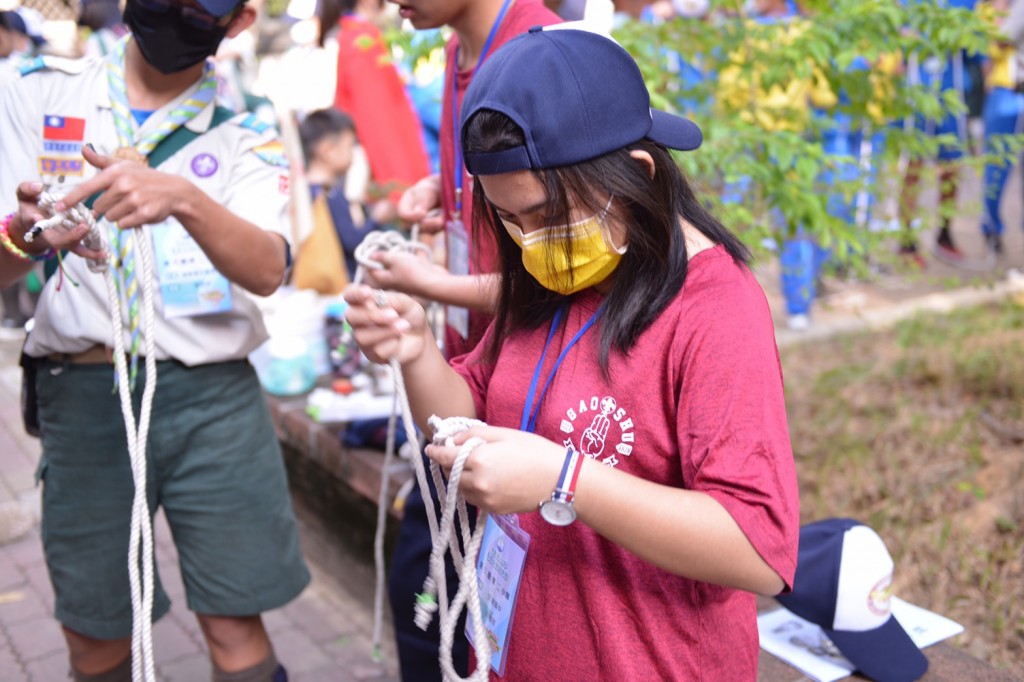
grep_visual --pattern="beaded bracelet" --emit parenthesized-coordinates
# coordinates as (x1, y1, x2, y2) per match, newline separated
(0, 212, 55, 262)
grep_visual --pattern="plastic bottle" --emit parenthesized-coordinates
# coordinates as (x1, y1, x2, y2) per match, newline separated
(325, 301, 361, 378)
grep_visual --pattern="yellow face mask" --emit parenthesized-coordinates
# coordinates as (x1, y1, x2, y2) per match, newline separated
(500, 199, 625, 295)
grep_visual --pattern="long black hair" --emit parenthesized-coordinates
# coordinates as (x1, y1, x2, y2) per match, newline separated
(463, 108, 750, 371)
(317, 0, 354, 47)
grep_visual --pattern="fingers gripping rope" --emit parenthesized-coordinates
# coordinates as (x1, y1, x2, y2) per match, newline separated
(35, 192, 159, 682)
(353, 229, 433, 281)
(30, 191, 109, 273)
(355, 228, 487, 678)
(418, 416, 492, 682)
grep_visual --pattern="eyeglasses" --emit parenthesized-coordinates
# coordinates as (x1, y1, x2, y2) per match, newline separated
(136, 0, 238, 31)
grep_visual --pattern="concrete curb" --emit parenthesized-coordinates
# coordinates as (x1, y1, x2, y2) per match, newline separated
(776, 268, 1024, 348)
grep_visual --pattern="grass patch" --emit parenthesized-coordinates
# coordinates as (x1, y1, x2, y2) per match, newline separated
(782, 298, 1024, 674)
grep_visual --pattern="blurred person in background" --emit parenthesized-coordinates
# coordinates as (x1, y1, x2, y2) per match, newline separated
(317, 0, 431, 211)
(977, 0, 1024, 256)
(77, 0, 127, 59)
(0, 8, 45, 62)
(296, 107, 391, 290)
(897, 0, 980, 268)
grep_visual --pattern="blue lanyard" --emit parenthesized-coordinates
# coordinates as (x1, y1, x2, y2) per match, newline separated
(451, 0, 514, 217)
(520, 305, 603, 434)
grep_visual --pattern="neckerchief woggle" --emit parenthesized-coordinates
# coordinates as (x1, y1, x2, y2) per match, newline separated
(105, 36, 217, 389)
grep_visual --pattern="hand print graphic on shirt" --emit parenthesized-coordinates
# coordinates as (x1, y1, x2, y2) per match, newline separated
(580, 397, 617, 457)
(560, 395, 634, 467)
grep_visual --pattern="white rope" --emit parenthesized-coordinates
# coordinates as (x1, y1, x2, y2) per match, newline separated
(353, 228, 433, 276)
(31, 192, 108, 273)
(422, 416, 491, 682)
(351, 228, 437, 659)
(33, 197, 159, 682)
(352, 229, 490, 679)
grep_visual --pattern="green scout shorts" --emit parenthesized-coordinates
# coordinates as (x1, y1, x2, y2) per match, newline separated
(35, 358, 311, 640)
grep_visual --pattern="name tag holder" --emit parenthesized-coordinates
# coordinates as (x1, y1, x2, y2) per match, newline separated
(151, 218, 232, 318)
(467, 513, 530, 676)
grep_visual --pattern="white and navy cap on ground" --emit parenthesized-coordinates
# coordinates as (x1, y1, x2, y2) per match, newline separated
(777, 518, 928, 682)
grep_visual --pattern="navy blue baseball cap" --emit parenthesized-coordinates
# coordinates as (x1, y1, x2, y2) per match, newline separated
(460, 27, 702, 176)
(2, 9, 46, 46)
(194, 0, 246, 18)
(777, 518, 928, 682)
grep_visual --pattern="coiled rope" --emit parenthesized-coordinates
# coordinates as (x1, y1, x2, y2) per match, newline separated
(30, 195, 159, 682)
(352, 230, 491, 680)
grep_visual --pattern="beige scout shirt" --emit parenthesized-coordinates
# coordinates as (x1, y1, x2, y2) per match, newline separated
(0, 56, 292, 366)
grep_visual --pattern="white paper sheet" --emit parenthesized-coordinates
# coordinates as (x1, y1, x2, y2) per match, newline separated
(758, 597, 965, 682)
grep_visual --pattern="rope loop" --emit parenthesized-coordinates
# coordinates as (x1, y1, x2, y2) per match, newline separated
(32, 191, 109, 273)
(354, 229, 432, 275)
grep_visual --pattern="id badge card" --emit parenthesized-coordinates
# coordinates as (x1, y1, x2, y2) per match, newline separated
(466, 513, 530, 676)
(151, 218, 233, 318)
(446, 217, 469, 340)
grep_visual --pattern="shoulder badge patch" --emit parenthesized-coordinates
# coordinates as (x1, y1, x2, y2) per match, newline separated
(18, 56, 90, 78)
(251, 140, 289, 168)
(18, 56, 47, 77)
(239, 113, 272, 134)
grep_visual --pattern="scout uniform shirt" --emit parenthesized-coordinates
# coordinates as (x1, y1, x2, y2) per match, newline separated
(0, 55, 291, 366)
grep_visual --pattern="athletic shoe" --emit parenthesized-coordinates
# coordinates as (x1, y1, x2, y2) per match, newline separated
(898, 243, 926, 270)
(933, 238, 965, 265)
(787, 313, 810, 331)
(985, 233, 1003, 256)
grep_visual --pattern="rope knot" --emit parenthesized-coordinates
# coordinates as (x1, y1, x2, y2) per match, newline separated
(353, 230, 433, 276)
(32, 191, 109, 273)
(428, 415, 486, 447)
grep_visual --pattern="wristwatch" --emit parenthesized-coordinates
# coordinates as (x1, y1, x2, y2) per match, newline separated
(539, 447, 585, 526)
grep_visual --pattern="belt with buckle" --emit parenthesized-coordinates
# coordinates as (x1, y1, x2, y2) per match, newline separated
(48, 345, 118, 365)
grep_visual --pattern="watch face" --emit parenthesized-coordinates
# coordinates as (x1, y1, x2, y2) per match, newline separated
(540, 500, 576, 526)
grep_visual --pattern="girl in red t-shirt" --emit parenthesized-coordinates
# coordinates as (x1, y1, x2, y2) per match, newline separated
(345, 28, 799, 681)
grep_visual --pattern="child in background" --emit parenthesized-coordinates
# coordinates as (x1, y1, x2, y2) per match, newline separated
(296, 108, 394, 291)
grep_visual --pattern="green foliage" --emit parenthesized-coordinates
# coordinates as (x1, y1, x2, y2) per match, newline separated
(614, 0, 1023, 263)
(263, 0, 290, 18)
(382, 25, 449, 72)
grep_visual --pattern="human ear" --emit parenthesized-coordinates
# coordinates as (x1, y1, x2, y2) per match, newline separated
(226, 6, 257, 37)
(629, 149, 656, 179)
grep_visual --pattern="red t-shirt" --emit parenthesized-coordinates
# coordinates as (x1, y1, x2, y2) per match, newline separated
(440, 0, 561, 358)
(333, 15, 431, 204)
(450, 246, 800, 680)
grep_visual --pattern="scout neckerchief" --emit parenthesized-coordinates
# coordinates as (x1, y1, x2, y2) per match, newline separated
(106, 35, 217, 388)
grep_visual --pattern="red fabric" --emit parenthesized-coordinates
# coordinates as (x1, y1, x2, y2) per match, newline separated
(332, 15, 430, 204)
(450, 246, 800, 681)
(440, 0, 561, 358)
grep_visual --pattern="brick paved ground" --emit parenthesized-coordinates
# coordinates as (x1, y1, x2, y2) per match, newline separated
(0, 339, 400, 682)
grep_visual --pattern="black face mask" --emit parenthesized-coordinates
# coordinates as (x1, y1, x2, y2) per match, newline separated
(123, 0, 232, 75)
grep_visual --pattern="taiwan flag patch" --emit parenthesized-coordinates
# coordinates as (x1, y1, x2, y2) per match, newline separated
(43, 115, 86, 141)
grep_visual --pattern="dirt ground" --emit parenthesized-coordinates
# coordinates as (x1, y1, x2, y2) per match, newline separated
(779, 297, 1024, 676)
